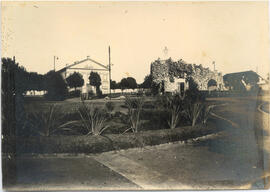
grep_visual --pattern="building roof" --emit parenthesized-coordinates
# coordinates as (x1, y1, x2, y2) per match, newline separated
(57, 56, 108, 73)
(224, 70, 258, 76)
(224, 70, 269, 84)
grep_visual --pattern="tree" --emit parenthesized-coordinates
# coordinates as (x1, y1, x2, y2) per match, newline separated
(119, 78, 129, 93)
(28, 72, 45, 93)
(44, 70, 68, 100)
(140, 74, 152, 89)
(110, 80, 118, 91)
(126, 77, 137, 90)
(185, 77, 205, 103)
(89, 72, 102, 96)
(66, 72, 84, 90)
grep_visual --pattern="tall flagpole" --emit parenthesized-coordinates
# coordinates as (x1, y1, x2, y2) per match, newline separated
(109, 46, 111, 99)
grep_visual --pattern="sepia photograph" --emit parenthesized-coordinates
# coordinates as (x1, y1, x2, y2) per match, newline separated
(1, 1, 270, 191)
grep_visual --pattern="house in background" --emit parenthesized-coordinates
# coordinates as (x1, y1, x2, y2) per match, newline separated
(58, 56, 110, 94)
(223, 70, 269, 91)
(150, 58, 224, 94)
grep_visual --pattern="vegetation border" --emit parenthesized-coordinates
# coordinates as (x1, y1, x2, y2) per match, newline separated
(2, 117, 231, 155)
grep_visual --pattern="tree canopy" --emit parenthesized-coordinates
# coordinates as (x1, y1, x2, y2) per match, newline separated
(119, 78, 129, 91)
(89, 72, 102, 96)
(110, 80, 118, 90)
(140, 74, 153, 89)
(1, 57, 45, 95)
(126, 77, 137, 90)
(44, 70, 68, 100)
(89, 72, 101, 88)
(66, 72, 84, 90)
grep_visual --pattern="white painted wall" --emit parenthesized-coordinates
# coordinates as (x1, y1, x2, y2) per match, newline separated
(164, 77, 186, 93)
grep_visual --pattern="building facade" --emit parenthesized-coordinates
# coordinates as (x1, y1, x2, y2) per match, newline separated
(58, 56, 110, 94)
(150, 58, 224, 93)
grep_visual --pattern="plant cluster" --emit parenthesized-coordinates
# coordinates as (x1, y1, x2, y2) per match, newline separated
(124, 96, 144, 133)
(75, 102, 109, 135)
(26, 105, 73, 136)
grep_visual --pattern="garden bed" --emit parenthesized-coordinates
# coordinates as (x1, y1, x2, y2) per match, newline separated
(2, 117, 230, 155)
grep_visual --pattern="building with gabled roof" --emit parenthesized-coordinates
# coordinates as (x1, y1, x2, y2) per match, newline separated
(58, 56, 110, 94)
(223, 70, 269, 91)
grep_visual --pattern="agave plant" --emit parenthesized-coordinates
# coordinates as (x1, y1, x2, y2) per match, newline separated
(105, 101, 115, 118)
(185, 102, 204, 127)
(27, 104, 73, 136)
(124, 96, 144, 133)
(168, 104, 181, 129)
(72, 101, 109, 136)
(201, 104, 213, 124)
(158, 94, 183, 129)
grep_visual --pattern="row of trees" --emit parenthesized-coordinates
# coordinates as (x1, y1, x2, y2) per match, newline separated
(2, 57, 161, 100)
(110, 74, 158, 94)
(2, 57, 45, 95)
(110, 77, 138, 92)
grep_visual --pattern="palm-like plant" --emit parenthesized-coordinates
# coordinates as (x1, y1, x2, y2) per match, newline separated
(160, 95, 182, 129)
(168, 104, 181, 129)
(201, 105, 213, 124)
(27, 104, 72, 136)
(75, 101, 109, 135)
(124, 96, 144, 133)
(105, 101, 115, 118)
(185, 102, 204, 127)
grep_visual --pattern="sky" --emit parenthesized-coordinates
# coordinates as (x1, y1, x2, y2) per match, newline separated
(1, 1, 270, 83)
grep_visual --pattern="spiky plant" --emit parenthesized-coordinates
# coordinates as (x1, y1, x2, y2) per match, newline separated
(74, 101, 109, 136)
(124, 96, 144, 133)
(185, 102, 204, 127)
(168, 104, 181, 129)
(201, 105, 213, 124)
(27, 104, 72, 136)
(105, 101, 115, 118)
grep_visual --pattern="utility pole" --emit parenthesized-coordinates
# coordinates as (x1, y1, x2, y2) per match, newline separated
(54, 56, 58, 71)
(212, 61, 216, 71)
(108, 46, 112, 99)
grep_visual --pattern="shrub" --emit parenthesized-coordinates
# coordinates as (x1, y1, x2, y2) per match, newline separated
(124, 96, 144, 133)
(87, 90, 95, 99)
(105, 101, 115, 113)
(68, 90, 81, 98)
